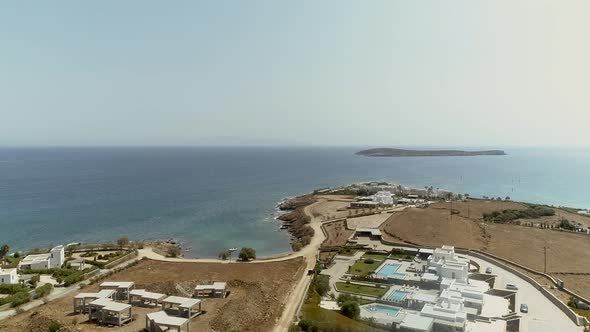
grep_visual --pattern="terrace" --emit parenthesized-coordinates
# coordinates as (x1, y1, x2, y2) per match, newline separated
(162, 296, 202, 318)
(87, 297, 133, 327)
(129, 289, 167, 307)
(146, 310, 190, 332)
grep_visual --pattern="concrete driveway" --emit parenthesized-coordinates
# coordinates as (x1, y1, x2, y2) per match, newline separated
(467, 255, 582, 332)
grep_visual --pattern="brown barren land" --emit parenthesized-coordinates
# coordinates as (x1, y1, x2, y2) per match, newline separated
(0, 258, 305, 332)
(381, 200, 590, 298)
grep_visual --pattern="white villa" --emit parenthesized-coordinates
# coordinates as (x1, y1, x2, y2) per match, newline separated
(18, 245, 65, 270)
(195, 282, 227, 298)
(393, 245, 510, 332)
(0, 268, 18, 284)
(426, 246, 469, 283)
(373, 191, 394, 206)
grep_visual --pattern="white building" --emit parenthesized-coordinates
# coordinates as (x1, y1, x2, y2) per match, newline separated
(426, 246, 469, 283)
(18, 245, 65, 270)
(373, 191, 394, 206)
(0, 268, 18, 284)
(578, 210, 590, 216)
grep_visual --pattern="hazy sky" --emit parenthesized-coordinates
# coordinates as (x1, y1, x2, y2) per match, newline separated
(1, 1, 589, 147)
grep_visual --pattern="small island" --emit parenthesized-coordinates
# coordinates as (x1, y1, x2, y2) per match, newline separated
(356, 148, 506, 157)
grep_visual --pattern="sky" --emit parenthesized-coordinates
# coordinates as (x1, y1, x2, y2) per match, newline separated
(1, 1, 589, 147)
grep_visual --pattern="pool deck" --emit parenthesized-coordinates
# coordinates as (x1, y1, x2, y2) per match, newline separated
(373, 258, 423, 281)
(360, 303, 406, 325)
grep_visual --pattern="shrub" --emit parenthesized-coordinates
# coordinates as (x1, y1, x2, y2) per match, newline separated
(364, 258, 375, 264)
(340, 301, 360, 319)
(298, 319, 317, 332)
(167, 246, 182, 258)
(337, 293, 361, 305)
(34, 283, 53, 299)
(313, 275, 330, 296)
(8, 291, 31, 307)
(0, 284, 28, 295)
(238, 247, 256, 261)
(48, 320, 62, 332)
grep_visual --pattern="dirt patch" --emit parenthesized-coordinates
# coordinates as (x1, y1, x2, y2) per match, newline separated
(381, 207, 488, 249)
(381, 202, 590, 275)
(0, 258, 305, 332)
(322, 220, 353, 247)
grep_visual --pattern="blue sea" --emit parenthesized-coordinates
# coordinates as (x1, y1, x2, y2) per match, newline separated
(1, 146, 589, 258)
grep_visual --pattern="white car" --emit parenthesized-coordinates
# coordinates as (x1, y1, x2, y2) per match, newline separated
(506, 283, 518, 290)
(485, 267, 493, 274)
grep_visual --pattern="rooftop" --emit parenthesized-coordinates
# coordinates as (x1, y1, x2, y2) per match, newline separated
(195, 282, 226, 290)
(147, 311, 189, 326)
(400, 312, 434, 331)
(162, 296, 201, 308)
(19, 253, 50, 264)
(75, 289, 116, 299)
(100, 281, 135, 289)
(0, 268, 17, 274)
(130, 289, 167, 301)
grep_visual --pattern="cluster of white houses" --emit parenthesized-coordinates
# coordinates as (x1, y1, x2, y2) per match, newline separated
(360, 246, 515, 332)
(0, 245, 66, 285)
(70, 280, 227, 330)
(401, 246, 511, 332)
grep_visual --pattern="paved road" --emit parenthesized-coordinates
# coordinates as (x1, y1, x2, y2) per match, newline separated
(468, 255, 582, 332)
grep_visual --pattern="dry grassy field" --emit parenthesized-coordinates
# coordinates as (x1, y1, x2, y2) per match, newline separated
(381, 200, 590, 298)
(321, 219, 352, 247)
(0, 258, 305, 332)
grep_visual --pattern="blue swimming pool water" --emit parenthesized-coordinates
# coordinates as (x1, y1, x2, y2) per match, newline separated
(376, 263, 400, 275)
(387, 290, 409, 302)
(367, 304, 401, 317)
(376, 262, 407, 279)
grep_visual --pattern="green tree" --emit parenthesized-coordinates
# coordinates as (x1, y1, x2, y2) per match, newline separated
(313, 275, 330, 296)
(218, 250, 230, 260)
(0, 244, 9, 263)
(117, 237, 129, 249)
(340, 301, 360, 319)
(167, 246, 181, 258)
(238, 247, 256, 261)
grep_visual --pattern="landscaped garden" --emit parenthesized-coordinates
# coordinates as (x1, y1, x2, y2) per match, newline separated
(335, 282, 388, 297)
(349, 258, 381, 276)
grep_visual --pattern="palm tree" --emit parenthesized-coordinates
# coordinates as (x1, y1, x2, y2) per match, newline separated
(0, 244, 9, 263)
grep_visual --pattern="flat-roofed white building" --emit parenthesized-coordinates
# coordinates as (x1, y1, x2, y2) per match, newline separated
(195, 282, 227, 298)
(373, 191, 394, 205)
(87, 297, 132, 327)
(400, 312, 434, 332)
(0, 268, 18, 284)
(427, 246, 469, 283)
(162, 296, 202, 318)
(146, 311, 190, 332)
(99, 281, 135, 301)
(73, 289, 116, 313)
(129, 289, 167, 307)
(18, 245, 65, 270)
(420, 297, 468, 332)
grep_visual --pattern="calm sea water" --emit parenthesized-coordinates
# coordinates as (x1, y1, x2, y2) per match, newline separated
(1, 146, 589, 258)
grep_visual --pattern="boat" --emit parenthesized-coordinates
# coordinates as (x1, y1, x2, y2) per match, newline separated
(229, 247, 238, 252)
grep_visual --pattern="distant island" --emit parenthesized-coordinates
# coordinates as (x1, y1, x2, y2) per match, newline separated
(356, 148, 507, 157)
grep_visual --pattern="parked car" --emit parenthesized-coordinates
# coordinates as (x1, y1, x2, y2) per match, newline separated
(520, 303, 529, 313)
(506, 283, 519, 290)
(485, 267, 493, 274)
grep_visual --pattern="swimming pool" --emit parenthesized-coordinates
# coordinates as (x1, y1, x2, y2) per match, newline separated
(375, 261, 407, 279)
(387, 290, 409, 302)
(366, 304, 401, 317)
